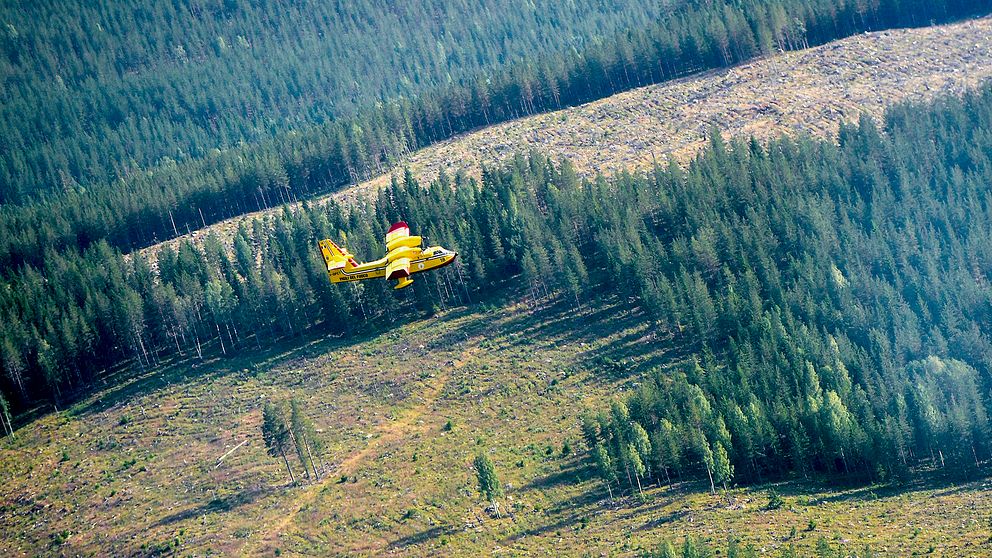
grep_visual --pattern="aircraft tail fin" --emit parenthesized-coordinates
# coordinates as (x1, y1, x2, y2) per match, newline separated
(318, 239, 356, 271)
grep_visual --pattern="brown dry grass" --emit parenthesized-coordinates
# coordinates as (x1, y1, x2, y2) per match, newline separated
(135, 16, 992, 262)
(2, 300, 990, 557)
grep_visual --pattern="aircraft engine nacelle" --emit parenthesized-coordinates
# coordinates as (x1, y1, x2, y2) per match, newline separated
(384, 221, 422, 283)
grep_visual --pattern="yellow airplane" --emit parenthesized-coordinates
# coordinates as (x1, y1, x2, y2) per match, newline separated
(318, 221, 457, 290)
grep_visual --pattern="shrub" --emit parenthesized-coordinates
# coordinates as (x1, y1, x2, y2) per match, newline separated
(766, 491, 784, 510)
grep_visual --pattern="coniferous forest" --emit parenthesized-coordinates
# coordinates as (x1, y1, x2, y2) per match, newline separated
(7, 1, 992, 554)
(1, 0, 989, 278)
(3, 78, 992, 489)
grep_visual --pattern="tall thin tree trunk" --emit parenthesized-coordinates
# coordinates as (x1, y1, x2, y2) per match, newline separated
(135, 333, 149, 369)
(281, 449, 296, 483)
(303, 436, 319, 480)
(225, 323, 237, 348)
(11, 370, 25, 401)
(214, 322, 226, 355)
(193, 332, 203, 360)
(289, 432, 310, 480)
(173, 327, 185, 356)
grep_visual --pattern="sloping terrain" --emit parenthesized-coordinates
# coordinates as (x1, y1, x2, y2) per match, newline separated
(1, 300, 990, 556)
(6, 15, 992, 558)
(136, 15, 992, 261)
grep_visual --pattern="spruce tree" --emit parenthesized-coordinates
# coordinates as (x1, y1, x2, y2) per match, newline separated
(473, 452, 504, 518)
(289, 398, 321, 480)
(262, 402, 296, 484)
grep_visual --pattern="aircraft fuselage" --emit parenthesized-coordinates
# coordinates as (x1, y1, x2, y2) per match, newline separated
(328, 247, 456, 283)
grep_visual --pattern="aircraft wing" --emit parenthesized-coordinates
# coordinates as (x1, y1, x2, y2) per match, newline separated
(384, 222, 422, 280)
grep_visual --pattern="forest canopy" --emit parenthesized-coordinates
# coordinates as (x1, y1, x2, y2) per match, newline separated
(2, 80, 991, 487)
(1, 0, 989, 276)
(0, 0, 683, 204)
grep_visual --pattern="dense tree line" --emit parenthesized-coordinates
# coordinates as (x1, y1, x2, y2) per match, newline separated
(2, 0, 990, 275)
(0, 0, 679, 204)
(580, 100, 992, 485)
(2, 82, 992, 491)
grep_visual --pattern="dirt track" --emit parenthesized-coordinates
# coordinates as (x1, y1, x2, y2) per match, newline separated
(136, 16, 992, 260)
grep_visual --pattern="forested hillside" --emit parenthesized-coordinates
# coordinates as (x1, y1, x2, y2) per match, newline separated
(5, 2, 992, 555)
(1, 0, 989, 277)
(0, 0, 680, 204)
(138, 15, 992, 254)
(3, 81, 992, 492)
(6, 294, 987, 555)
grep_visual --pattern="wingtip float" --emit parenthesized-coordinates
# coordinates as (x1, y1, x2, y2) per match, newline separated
(318, 221, 457, 290)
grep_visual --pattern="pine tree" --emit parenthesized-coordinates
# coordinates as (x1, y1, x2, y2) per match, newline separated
(654, 540, 677, 558)
(0, 391, 13, 438)
(630, 422, 653, 489)
(289, 398, 320, 480)
(262, 401, 296, 483)
(626, 443, 647, 498)
(694, 431, 717, 495)
(473, 452, 504, 518)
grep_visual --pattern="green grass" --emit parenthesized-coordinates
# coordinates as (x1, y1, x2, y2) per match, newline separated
(0, 298, 990, 556)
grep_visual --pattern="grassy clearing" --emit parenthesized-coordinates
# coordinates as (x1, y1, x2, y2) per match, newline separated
(135, 16, 992, 263)
(1, 298, 989, 557)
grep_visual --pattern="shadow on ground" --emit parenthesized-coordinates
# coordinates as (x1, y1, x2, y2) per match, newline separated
(152, 484, 279, 527)
(388, 524, 460, 549)
(517, 462, 593, 492)
(67, 316, 438, 418)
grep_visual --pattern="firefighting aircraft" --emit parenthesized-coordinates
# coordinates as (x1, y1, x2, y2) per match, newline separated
(318, 222, 456, 290)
